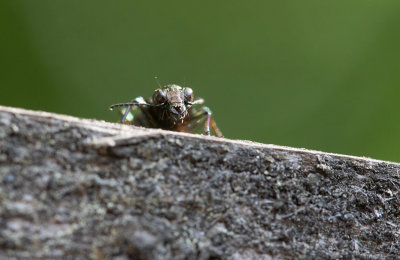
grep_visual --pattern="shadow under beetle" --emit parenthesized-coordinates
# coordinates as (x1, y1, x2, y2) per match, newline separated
(109, 84, 223, 137)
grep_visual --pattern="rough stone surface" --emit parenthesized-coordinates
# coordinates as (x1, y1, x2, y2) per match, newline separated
(0, 105, 399, 259)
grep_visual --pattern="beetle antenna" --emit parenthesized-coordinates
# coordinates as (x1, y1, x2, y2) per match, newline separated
(109, 102, 150, 110)
(109, 102, 165, 110)
(154, 76, 162, 88)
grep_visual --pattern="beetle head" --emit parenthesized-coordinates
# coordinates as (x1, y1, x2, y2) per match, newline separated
(153, 85, 194, 123)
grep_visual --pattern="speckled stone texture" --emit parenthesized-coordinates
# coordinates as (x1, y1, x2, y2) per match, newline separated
(0, 105, 399, 259)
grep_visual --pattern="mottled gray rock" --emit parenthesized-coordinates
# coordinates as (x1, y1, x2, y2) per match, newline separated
(0, 105, 399, 259)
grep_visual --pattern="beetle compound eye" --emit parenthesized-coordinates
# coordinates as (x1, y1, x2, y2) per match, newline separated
(184, 88, 194, 102)
(153, 88, 167, 104)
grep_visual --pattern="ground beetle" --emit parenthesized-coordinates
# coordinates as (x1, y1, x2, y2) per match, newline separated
(109, 84, 223, 137)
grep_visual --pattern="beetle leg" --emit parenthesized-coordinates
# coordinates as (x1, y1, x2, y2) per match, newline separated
(204, 107, 211, 135)
(182, 107, 223, 137)
(188, 98, 204, 106)
(210, 116, 223, 137)
(121, 104, 133, 123)
(110, 97, 148, 123)
(202, 107, 223, 137)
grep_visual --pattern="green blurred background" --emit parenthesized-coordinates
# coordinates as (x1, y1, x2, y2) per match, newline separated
(1, 1, 400, 161)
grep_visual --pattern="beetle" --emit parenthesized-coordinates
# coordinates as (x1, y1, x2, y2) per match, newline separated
(109, 84, 223, 137)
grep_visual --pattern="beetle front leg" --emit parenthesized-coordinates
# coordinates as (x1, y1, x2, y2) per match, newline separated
(202, 107, 223, 137)
(203, 107, 212, 135)
(121, 104, 134, 123)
